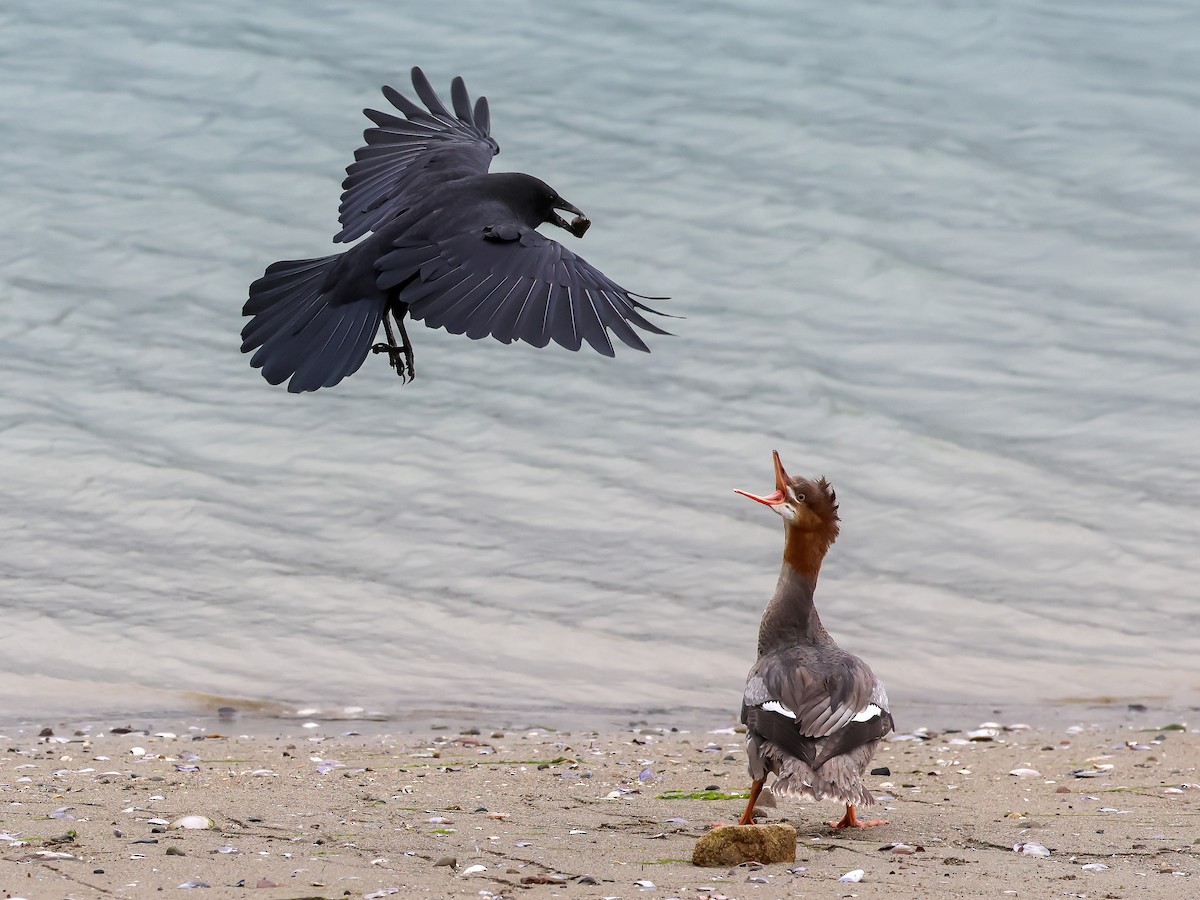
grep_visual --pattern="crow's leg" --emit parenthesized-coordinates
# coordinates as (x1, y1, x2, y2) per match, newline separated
(371, 311, 415, 382)
(395, 314, 415, 382)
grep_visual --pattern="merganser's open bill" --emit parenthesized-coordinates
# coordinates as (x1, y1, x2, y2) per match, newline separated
(735, 450, 895, 829)
(241, 67, 671, 393)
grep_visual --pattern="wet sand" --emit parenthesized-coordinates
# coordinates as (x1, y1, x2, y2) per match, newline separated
(1, 710, 1197, 899)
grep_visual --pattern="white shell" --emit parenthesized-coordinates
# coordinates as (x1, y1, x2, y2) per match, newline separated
(838, 869, 865, 883)
(170, 815, 214, 830)
(460, 864, 486, 876)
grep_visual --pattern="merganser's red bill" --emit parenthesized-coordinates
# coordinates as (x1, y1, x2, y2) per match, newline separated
(735, 449, 790, 506)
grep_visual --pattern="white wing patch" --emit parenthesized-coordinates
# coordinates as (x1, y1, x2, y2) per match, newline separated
(760, 700, 797, 719)
(851, 703, 883, 723)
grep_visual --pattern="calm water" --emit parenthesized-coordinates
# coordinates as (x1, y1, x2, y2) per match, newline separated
(2, 1, 1198, 722)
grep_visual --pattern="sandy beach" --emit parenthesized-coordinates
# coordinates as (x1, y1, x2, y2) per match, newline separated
(2, 706, 1197, 899)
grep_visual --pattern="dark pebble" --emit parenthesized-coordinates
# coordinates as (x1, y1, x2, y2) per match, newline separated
(165, 846, 185, 856)
(871, 767, 891, 776)
(93, 869, 104, 874)
(132, 839, 159, 845)
(704, 784, 719, 791)
(39, 727, 54, 737)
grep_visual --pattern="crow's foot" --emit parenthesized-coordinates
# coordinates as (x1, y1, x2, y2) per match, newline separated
(371, 343, 415, 383)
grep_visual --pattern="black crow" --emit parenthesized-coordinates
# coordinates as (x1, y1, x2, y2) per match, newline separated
(241, 67, 670, 393)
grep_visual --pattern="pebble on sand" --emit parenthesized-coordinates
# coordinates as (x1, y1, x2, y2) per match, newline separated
(692, 824, 797, 867)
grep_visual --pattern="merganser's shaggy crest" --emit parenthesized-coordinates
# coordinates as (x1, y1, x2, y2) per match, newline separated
(734, 451, 894, 829)
(241, 67, 670, 393)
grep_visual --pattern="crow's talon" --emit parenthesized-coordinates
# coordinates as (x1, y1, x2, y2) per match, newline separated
(371, 342, 415, 381)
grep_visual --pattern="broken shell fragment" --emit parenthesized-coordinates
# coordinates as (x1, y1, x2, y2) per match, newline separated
(1013, 840, 1050, 857)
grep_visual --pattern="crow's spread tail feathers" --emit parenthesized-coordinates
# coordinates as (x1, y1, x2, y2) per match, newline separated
(241, 255, 386, 393)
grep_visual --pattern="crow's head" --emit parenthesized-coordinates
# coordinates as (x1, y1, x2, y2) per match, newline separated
(502, 174, 591, 238)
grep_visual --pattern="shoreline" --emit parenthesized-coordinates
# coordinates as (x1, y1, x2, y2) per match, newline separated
(2, 707, 1197, 898)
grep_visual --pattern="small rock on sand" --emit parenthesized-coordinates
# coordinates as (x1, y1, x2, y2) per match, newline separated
(692, 823, 797, 867)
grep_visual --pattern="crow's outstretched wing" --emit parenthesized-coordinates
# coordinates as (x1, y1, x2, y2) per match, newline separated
(375, 224, 671, 356)
(336, 67, 499, 243)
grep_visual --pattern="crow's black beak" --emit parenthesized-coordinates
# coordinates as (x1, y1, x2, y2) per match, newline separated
(551, 198, 591, 238)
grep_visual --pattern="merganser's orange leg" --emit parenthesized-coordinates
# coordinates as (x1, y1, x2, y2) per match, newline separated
(829, 804, 887, 829)
(738, 779, 766, 825)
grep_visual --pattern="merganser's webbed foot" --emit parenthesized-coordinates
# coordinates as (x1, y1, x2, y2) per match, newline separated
(737, 779, 767, 825)
(829, 804, 887, 829)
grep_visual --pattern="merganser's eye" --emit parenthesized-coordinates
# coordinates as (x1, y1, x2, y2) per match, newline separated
(785, 485, 804, 503)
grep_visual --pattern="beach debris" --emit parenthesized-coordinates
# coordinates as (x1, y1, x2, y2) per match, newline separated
(635, 880, 656, 890)
(165, 846, 185, 856)
(838, 869, 865, 882)
(1069, 767, 1109, 778)
(216, 846, 239, 854)
(1013, 840, 1051, 857)
(966, 728, 999, 741)
(577, 875, 599, 884)
(460, 864, 487, 876)
(692, 823, 797, 867)
(569, 829, 588, 834)
(177, 881, 210, 889)
(879, 842, 922, 854)
(870, 766, 890, 776)
(363, 890, 397, 899)
(432, 855, 456, 868)
(50, 806, 75, 819)
(515, 841, 533, 848)
(35, 850, 76, 860)
(1009, 768, 1041, 778)
(170, 816, 214, 830)
(522, 874, 568, 884)
(1081, 863, 1110, 872)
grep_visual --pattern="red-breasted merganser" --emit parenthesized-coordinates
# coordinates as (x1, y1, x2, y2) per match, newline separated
(734, 450, 894, 829)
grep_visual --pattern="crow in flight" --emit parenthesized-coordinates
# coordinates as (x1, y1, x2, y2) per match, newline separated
(240, 67, 670, 393)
